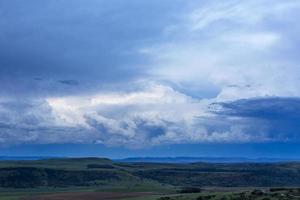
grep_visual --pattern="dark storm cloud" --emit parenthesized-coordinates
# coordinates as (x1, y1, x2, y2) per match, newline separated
(0, 0, 186, 96)
(213, 97, 300, 120)
(210, 97, 300, 141)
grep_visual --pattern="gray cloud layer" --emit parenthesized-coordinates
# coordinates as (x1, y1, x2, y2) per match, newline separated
(0, 0, 186, 96)
(211, 98, 300, 141)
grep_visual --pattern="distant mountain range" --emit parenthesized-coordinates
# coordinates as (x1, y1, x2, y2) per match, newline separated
(0, 156, 299, 163)
(115, 157, 300, 163)
(0, 156, 56, 161)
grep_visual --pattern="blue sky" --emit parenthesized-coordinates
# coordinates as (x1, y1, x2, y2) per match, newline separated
(1, 0, 300, 158)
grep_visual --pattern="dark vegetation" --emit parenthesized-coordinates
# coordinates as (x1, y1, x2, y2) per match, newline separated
(0, 158, 300, 189)
(86, 164, 115, 169)
(0, 167, 122, 188)
(178, 187, 203, 194)
(132, 162, 300, 187)
(158, 188, 300, 200)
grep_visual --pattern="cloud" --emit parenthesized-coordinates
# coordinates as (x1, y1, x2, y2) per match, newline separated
(210, 97, 300, 141)
(222, 32, 280, 50)
(212, 97, 300, 120)
(0, 0, 186, 97)
(1, 0, 300, 148)
(141, 0, 300, 101)
(0, 85, 230, 147)
(187, 1, 300, 31)
(2, 84, 297, 148)
(58, 80, 79, 86)
(45, 84, 210, 147)
(0, 98, 101, 146)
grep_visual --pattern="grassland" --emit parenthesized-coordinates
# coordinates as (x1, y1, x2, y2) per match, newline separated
(0, 158, 299, 199)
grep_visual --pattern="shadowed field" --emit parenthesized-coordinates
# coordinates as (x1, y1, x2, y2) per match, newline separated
(16, 188, 300, 200)
(21, 192, 159, 200)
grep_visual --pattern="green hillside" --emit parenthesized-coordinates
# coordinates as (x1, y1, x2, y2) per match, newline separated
(0, 158, 300, 189)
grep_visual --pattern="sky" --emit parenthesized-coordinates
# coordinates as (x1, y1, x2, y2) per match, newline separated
(1, 0, 300, 158)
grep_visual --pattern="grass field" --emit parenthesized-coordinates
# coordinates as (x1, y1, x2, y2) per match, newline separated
(0, 158, 300, 199)
(0, 187, 169, 200)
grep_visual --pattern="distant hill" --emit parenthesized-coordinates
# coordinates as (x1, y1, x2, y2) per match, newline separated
(0, 158, 300, 188)
(1, 156, 298, 163)
(116, 157, 299, 163)
(0, 156, 54, 161)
